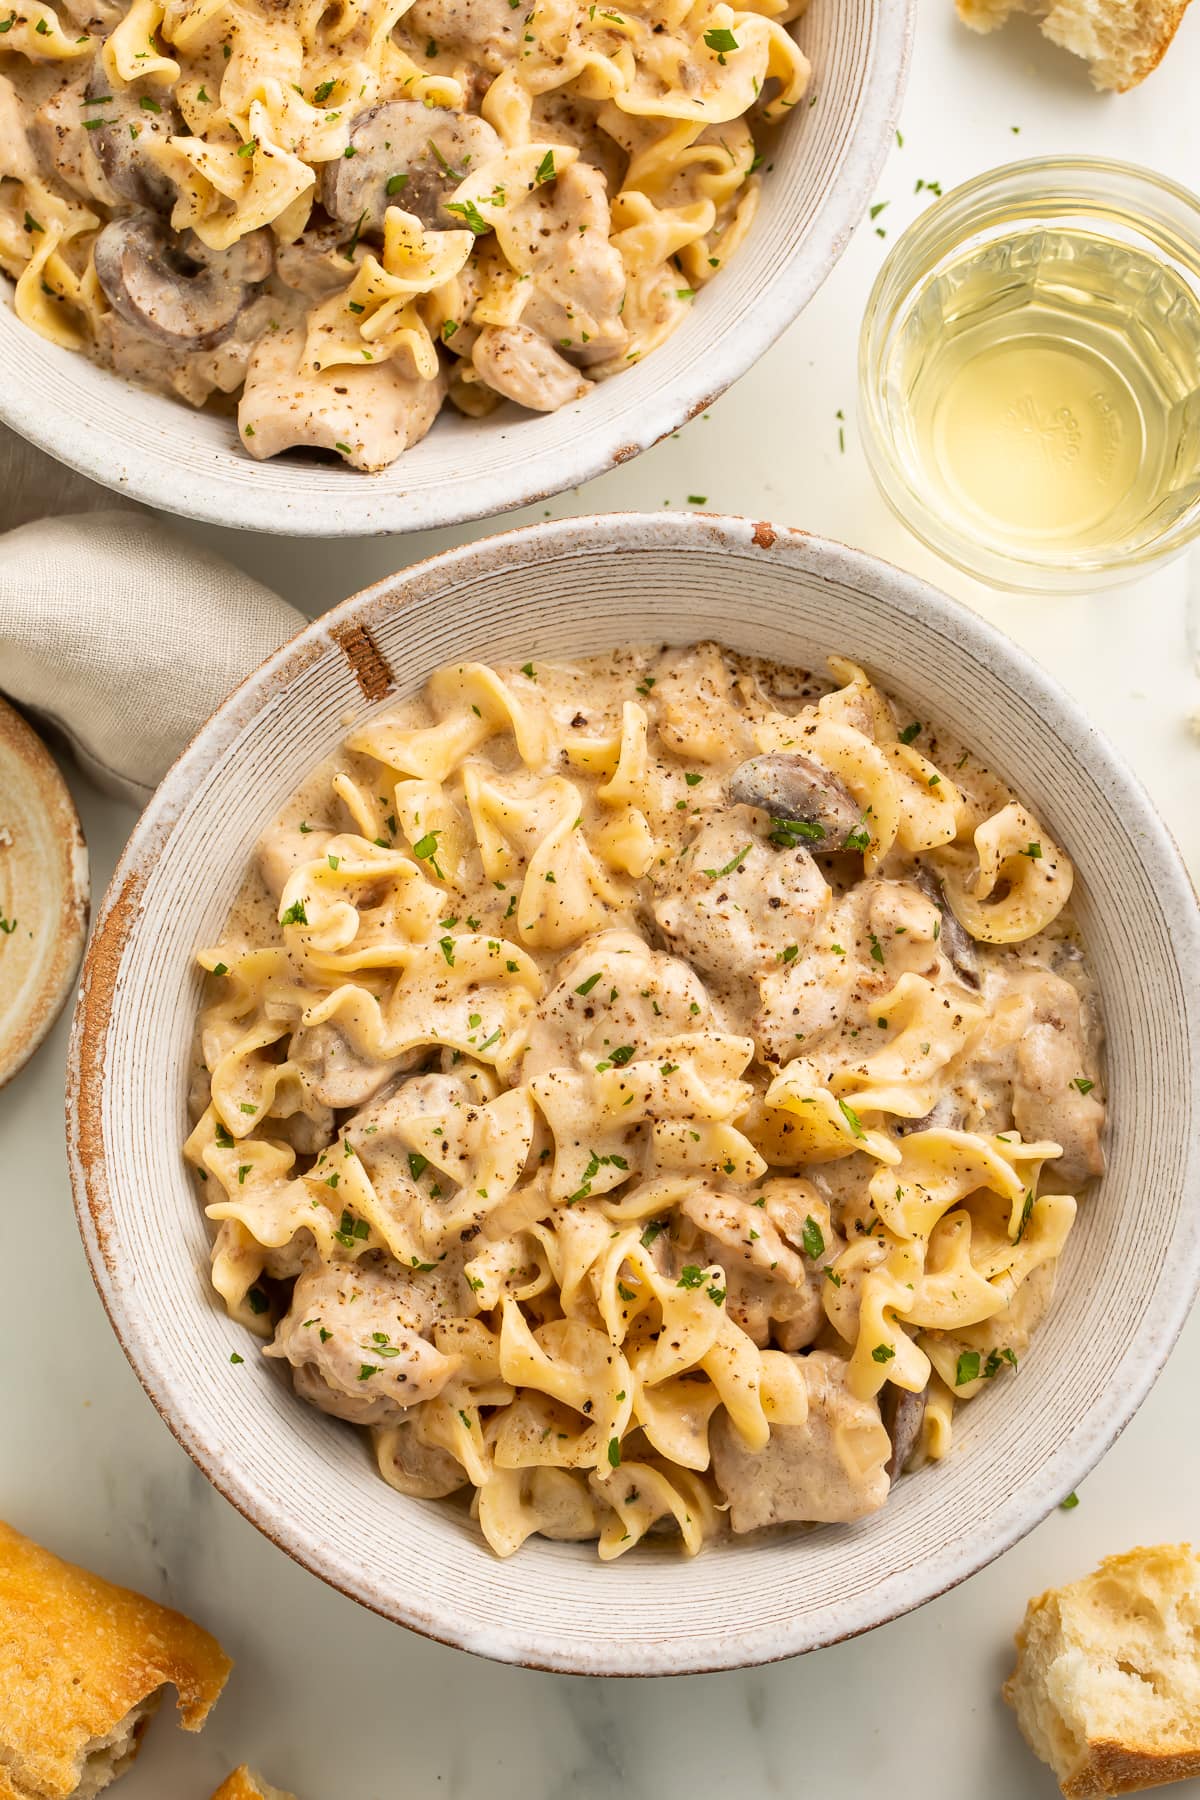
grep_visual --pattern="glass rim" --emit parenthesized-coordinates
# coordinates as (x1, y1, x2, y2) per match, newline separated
(857, 155, 1200, 592)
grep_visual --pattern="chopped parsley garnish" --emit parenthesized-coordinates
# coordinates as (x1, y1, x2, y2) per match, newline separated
(898, 721, 921, 744)
(868, 932, 885, 964)
(1060, 1491, 1080, 1510)
(703, 24, 738, 52)
(837, 1099, 864, 1139)
(769, 818, 824, 847)
(445, 199, 490, 235)
(247, 1285, 268, 1314)
(640, 1219, 665, 1248)
(703, 843, 751, 879)
(607, 1436, 622, 1468)
(521, 662, 536, 678)
(357, 1363, 380, 1381)
(214, 1123, 235, 1148)
(408, 1152, 429, 1181)
(1022, 841, 1043, 859)
(801, 1215, 825, 1260)
(411, 829, 445, 877)
(229, 1351, 244, 1364)
(844, 826, 871, 851)
(1015, 1188, 1035, 1242)
(139, 94, 161, 111)
(677, 1265, 705, 1288)
(871, 1343, 895, 1363)
(313, 77, 336, 100)
(575, 971, 603, 995)
(438, 936, 455, 966)
(535, 148, 555, 183)
(955, 1350, 981, 1386)
(1072, 1076, 1095, 1095)
(280, 899, 308, 925)
(779, 944, 799, 964)
(684, 771, 703, 786)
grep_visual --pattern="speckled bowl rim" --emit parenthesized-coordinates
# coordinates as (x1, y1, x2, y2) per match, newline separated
(66, 513, 1200, 1673)
(0, 699, 89, 1091)
(0, 3, 912, 537)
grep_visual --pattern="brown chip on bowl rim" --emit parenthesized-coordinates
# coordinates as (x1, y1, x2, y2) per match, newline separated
(0, 697, 89, 1091)
(0, 1518, 231, 1799)
(211, 1771, 299, 1800)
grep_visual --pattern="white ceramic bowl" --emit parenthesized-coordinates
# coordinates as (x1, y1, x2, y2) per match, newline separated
(68, 514, 1200, 1674)
(0, 0, 910, 537)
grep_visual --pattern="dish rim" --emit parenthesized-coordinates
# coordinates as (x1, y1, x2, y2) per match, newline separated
(66, 511, 1200, 1673)
(0, 0, 913, 537)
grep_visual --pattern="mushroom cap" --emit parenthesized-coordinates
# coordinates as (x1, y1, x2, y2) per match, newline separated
(84, 66, 180, 211)
(93, 216, 273, 349)
(727, 752, 864, 848)
(320, 101, 503, 233)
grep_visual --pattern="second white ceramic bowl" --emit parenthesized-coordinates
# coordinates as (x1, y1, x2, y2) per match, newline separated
(0, 0, 910, 536)
(68, 514, 1200, 1673)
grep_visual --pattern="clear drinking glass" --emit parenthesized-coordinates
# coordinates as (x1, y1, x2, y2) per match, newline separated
(858, 158, 1200, 592)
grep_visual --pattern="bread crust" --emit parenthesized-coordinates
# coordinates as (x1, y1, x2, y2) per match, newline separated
(0, 1519, 232, 1799)
(211, 1771, 298, 1800)
(1061, 1740, 1200, 1797)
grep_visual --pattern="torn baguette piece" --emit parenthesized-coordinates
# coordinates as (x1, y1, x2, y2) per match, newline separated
(211, 1772, 298, 1800)
(0, 1519, 231, 1800)
(955, 0, 1192, 91)
(1004, 1543, 1200, 1797)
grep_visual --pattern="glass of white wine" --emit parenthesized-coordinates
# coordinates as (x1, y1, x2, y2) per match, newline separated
(858, 158, 1200, 591)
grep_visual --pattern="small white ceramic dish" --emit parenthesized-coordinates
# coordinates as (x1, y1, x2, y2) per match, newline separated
(0, 698, 88, 1090)
(67, 514, 1200, 1675)
(0, 0, 910, 538)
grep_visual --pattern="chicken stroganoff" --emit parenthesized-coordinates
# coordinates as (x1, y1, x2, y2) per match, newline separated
(0, 0, 809, 470)
(186, 645, 1106, 1558)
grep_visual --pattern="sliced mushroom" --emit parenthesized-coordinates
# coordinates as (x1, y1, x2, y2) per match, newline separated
(727, 752, 864, 849)
(320, 101, 503, 233)
(882, 1382, 927, 1479)
(471, 323, 591, 412)
(914, 864, 980, 988)
(93, 215, 273, 348)
(84, 66, 181, 211)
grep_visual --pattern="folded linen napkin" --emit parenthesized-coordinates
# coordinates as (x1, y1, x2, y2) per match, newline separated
(0, 431, 304, 807)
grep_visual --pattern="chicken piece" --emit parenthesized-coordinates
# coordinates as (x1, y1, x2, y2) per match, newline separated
(237, 323, 445, 470)
(679, 1179, 836, 1349)
(651, 818, 830, 991)
(754, 889, 866, 1062)
(521, 929, 714, 1079)
(530, 91, 627, 208)
(93, 296, 281, 410)
(288, 1019, 411, 1109)
(407, 0, 524, 71)
(507, 163, 628, 365)
(375, 1419, 468, 1497)
(471, 324, 591, 412)
(654, 642, 752, 764)
(1011, 973, 1105, 1187)
(257, 820, 330, 901)
(267, 1256, 458, 1417)
(710, 1349, 891, 1531)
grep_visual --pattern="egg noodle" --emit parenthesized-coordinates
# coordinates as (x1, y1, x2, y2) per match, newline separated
(0, 0, 810, 467)
(186, 644, 1106, 1558)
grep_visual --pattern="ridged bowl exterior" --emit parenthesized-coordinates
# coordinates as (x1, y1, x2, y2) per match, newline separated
(67, 514, 1200, 1673)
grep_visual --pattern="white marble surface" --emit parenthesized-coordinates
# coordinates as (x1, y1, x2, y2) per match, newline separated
(4, 4, 1200, 1796)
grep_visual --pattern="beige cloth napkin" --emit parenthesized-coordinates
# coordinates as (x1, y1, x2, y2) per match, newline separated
(0, 432, 304, 806)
